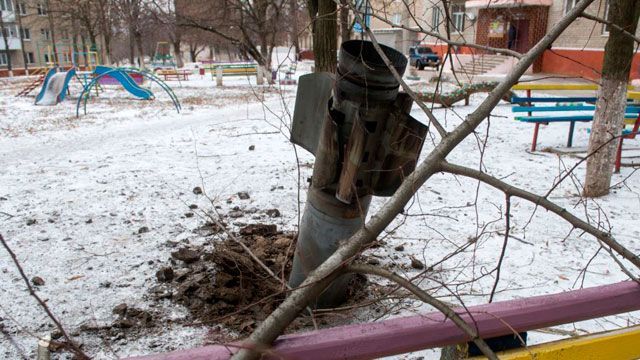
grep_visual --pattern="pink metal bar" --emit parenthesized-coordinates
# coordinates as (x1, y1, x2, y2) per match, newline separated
(127, 281, 640, 360)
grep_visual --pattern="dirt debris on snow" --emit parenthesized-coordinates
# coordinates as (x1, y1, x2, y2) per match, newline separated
(151, 220, 369, 335)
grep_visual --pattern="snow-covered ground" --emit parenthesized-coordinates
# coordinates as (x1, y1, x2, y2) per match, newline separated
(1, 64, 639, 359)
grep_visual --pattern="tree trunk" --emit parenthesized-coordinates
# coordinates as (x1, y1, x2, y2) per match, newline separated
(311, 0, 337, 72)
(0, 10, 13, 73)
(71, 18, 80, 65)
(173, 40, 184, 67)
(260, 35, 270, 69)
(290, 0, 300, 57)
(15, 8, 28, 72)
(135, 31, 144, 68)
(583, 0, 640, 197)
(339, 0, 350, 43)
(128, 23, 135, 65)
(81, 36, 88, 67)
(102, 33, 111, 65)
(45, 0, 59, 65)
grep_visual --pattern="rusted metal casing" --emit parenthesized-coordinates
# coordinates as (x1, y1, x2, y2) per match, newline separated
(289, 40, 427, 307)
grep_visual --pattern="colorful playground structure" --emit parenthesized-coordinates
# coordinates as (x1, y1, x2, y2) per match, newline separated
(152, 42, 177, 70)
(27, 65, 180, 116)
(34, 67, 77, 106)
(76, 66, 181, 116)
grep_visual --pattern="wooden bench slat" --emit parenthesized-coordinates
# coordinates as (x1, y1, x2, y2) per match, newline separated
(511, 83, 635, 91)
(512, 83, 600, 91)
(516, 114, 639, 122)
(511, 96, 598, 103)
(513, 105, 640, 113)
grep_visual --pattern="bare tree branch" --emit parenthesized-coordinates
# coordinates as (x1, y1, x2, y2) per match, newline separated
(438, 161, 640, 272)
(0, 234, 89, 359)
(581, 12, 640, 44)
(232, 1, 599, 359)
(345, 263, 499, 360)
(489, 195, 510, 303)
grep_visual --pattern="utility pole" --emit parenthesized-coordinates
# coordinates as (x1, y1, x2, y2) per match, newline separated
(289, 40, 427, 307)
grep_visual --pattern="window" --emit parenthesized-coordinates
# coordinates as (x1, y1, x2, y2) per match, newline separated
(564, 0, 578, 15)
(451, 3, 465, 32)
(0, 52, 7, 65)
(391, 12, 401, 25)
(27, 52, 34, 64)
(601, 0, 610, 35)
(1, 25, 17, 38)
(20, 27, 30, 40)
(0, 0, 14, 12)
(37, 3, 47, 15)
(43, 53, 49, 63)
(431, 6, 441, 32)
(60, 30, 69, 40)
(18, 2, 26, 15)
(40, 28, 51, 40)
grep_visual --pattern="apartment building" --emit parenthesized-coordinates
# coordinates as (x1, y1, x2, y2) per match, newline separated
(1, 0, 55, 71)
(1, 0, 102, 74)
(368, 0, 640, 79)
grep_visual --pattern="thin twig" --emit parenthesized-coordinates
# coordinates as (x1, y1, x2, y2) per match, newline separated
(438, 161, 640, 273)
(345, 263, 499, 360)
(0, 233, 89, 359)
(489, 195, 511, 303)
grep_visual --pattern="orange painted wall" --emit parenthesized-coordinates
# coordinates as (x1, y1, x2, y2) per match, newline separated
(541, 49, 640, 80)
(424, 44, 480, 58)
(422, 44, 640, 81)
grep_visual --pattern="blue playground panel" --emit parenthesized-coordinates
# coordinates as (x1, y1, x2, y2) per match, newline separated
(93, 66, 153, 100)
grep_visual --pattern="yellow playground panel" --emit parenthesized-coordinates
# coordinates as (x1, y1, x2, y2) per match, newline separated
(471, 326, 640, 360)
(511, 83, 636, 91)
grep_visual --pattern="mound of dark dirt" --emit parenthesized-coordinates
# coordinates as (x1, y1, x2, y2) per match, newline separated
(152, 225, 295, 333)
(153, 223, 369, 335)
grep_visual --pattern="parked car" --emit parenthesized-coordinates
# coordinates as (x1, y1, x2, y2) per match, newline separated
(409, 46, 442, 70)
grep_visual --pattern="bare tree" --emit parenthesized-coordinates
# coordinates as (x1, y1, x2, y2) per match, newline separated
(45, 0, 59, 64)
(307, 0, 337, 72)
(115, 0, 145, 66)
(96, 0, 115, 64)
(583, 0, 640, 197)
(230, 1, 640, 359)
(14, 3, 29, 72)
(175, 0, 287, 70)
(0, 8, 13, 74)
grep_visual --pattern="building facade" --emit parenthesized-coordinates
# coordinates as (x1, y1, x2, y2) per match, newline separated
(1, 0, 104, 74)
(368, 0, 640, 79)
(1, 0, 55, 72)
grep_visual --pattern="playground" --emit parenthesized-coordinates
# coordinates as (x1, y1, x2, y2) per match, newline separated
(1, 53, 640, 358)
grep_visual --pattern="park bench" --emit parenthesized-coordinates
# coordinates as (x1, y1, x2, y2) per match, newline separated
(157, 69, 191, 81)
(208, 63, 259, 79)
(511, 83, 640, 172)
(511, 83, 640, 151)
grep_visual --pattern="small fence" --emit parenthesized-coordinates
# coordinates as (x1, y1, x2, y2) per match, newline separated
(127, 281, 640, 360)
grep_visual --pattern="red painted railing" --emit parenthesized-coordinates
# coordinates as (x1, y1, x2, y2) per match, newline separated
(127, 281, 640, 360)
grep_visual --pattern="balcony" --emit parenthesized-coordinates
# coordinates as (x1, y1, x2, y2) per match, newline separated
(1, 10, 15, 22)
(0, 37, 22, 50)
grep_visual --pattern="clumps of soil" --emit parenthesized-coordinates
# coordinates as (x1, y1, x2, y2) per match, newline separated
(153, 223, 369, 335)
(77, 303, 157, 342)
(110, 304, 154, 329)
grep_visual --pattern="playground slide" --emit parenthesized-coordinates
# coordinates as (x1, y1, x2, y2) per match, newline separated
(93, 66, 153, 100)
(35, 68, 76, 106)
